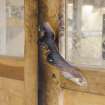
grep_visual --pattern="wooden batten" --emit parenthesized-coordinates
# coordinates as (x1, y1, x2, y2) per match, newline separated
(24, 0, 38, 105)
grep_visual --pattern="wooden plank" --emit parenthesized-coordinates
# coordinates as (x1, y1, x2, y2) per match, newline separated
(61, 67, 105, 96)
(24, 0, 38, 105)
(63, 89, 105, 105)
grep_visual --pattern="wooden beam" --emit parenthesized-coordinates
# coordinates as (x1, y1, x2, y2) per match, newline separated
(24, 0, 38, 105)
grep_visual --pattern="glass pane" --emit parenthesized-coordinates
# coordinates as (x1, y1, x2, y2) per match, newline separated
(66, 0, 105, 67)
(0, 0, 24, 57)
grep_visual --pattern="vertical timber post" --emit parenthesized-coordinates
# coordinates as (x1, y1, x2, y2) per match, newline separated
(38, 0, 63, 105)
(24, 0, 38, 105)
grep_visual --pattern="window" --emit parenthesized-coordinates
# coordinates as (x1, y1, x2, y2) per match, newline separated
(0, 0, 24, 57)
(59, 0, 105, 67)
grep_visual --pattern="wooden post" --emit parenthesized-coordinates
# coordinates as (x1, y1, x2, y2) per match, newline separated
(24, 0, 38, 105)
(38, 0, 62, 105)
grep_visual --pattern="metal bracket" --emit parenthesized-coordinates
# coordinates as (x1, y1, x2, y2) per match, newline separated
(39, 22, 87, 87)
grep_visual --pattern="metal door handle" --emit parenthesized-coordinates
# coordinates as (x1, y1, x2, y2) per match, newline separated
(39, 22, 87, 87)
